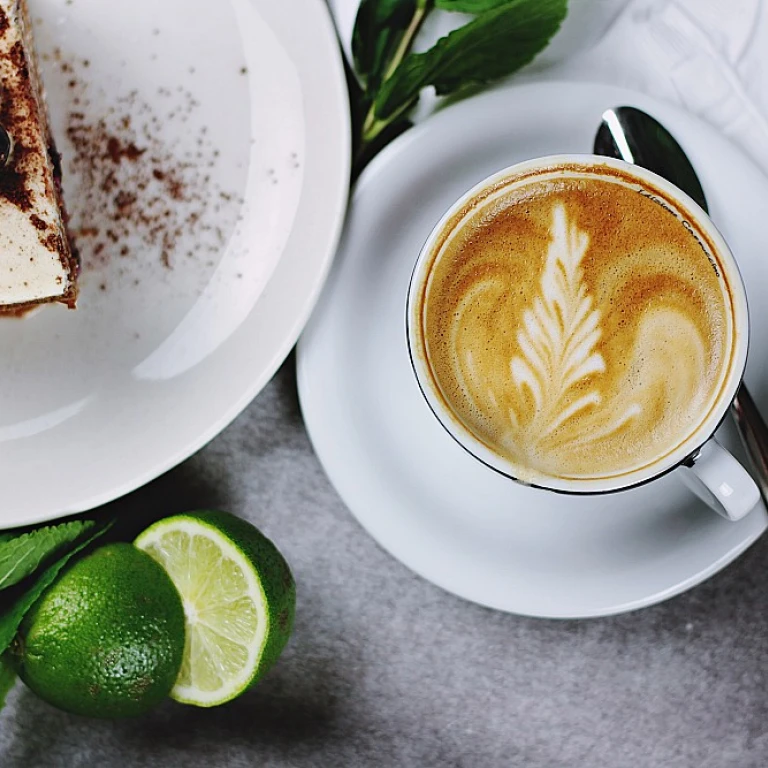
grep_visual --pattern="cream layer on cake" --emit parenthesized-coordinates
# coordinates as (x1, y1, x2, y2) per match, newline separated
(0, 0, 77, 311)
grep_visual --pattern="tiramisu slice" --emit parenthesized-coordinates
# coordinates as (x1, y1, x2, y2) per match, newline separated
(0, 0, 77, 312)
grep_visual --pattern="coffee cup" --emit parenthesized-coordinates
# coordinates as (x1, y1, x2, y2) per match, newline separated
(406, 155, 760, 521)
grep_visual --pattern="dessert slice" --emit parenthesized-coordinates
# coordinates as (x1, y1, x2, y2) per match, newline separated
(0, 0, 77, 312)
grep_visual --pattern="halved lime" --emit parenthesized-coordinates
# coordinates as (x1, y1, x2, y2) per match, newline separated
(134, 510, 295, 707)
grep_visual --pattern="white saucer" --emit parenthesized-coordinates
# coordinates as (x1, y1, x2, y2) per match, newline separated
(297, 81, 768, 618)
(0, 0, 349, 527)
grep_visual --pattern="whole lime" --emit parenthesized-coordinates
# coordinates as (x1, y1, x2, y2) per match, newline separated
(11, 543, 185, 718)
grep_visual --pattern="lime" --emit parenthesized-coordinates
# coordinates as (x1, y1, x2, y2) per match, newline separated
(134, 510, 295, 707)
(11, 543, 185, 718)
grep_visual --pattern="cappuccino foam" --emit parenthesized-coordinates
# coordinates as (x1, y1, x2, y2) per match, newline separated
(414, 164, 737, 483)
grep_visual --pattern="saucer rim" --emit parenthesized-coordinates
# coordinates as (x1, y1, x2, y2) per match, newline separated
(298, 79, 768, 618)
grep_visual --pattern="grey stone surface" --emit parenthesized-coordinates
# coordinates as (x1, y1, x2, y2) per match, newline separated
(2, 355, 768, 767)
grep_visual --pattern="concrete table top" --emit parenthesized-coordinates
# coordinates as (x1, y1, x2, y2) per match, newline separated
(2, 356, 767, 767)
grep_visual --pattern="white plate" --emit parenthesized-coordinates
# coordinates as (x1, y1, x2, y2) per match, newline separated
(297, 81, 768, 618)
(0, 0, 349, 527)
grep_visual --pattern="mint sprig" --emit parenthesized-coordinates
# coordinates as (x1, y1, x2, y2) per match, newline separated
(435, 0, 523, 10)
(352, 0, 567, 169)
(0, 521, 112, 654)
(0, 519, 96, 590)
(0, 517, 113, 710)
(353, 0, 419, 94)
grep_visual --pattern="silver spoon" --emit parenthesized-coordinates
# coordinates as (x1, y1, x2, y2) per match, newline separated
(595, 106, 768, 503)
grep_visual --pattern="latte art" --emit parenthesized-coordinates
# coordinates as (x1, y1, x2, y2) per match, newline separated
(415, 164, 737, 483)
(505, 204, 641, 447)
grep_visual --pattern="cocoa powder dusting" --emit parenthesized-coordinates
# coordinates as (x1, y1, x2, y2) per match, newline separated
(105, 136, 145, 164)
(57, 55, 241, 276)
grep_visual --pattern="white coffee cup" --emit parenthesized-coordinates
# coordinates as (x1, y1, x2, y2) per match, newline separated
(407, 155, 760, 521)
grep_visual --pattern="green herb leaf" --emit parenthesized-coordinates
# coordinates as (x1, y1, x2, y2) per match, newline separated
(0, 521, 112, 655)
(0, 653, 15, 710)
(0, 520, 95, 591)
(353, 0, 419, 93)
(435, 0, 512, 11)
(374, 0, 567, 121)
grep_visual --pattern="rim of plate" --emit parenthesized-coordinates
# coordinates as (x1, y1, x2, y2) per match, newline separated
(10, 0, 350, 527)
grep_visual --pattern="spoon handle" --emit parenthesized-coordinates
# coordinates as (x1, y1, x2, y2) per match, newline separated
(595, 106, 768, 509)
(732, 386, 768, 502)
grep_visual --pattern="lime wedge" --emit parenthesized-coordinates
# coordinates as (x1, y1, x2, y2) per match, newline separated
(134, 510, 295, 707)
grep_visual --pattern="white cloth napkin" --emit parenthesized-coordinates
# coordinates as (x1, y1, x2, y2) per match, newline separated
(329, 0, 768, 174)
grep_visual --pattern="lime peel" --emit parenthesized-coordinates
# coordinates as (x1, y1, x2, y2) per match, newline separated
(11, 543, 185, 719)
(135, 511, 295, 708)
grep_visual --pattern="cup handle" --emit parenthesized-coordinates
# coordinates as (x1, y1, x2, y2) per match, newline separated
(678, 439, 761, 521)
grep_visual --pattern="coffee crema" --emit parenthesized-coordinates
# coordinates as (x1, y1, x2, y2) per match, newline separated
(413, 163, 738, 484)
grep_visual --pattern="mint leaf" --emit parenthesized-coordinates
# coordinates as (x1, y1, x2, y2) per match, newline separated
(0, 520, 95, 591)
(436, 0, 513, 10)
(0, 521, 111, 655)
(353, 0, 419, 93)
(0, 653, 15, 710)
(374, 0, 567, 121)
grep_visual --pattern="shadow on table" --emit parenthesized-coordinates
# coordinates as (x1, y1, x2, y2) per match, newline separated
(7, 637, 339, 765)
(85, 435, 236, 543)
(82, 351, 302, 540)
(4, 352, 343, 765)
(135, 658, 338, 748)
